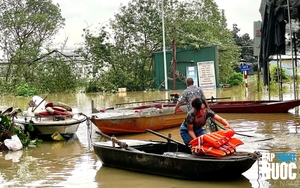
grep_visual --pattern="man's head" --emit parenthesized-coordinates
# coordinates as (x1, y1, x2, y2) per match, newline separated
(186, 77, 194, 86)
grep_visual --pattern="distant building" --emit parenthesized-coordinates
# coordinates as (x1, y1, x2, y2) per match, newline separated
(269, 55, 300, 77)
(0, 49, 109, 80)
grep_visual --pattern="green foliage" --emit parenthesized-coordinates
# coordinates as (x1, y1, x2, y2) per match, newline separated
(0, 114, 41, 149)
(15, 83, 39, 96)
(80, 0, 238, 91)
(227, 72, 244, 86)
(0, 0, 243, 93)
(0, 0, 66, 93)
(231, 24, 256, 63)
(34, 57, 79, 93)
(253, 74, 264, 92)
(4, 54, 80, 95)
(269, 65, 289, 81)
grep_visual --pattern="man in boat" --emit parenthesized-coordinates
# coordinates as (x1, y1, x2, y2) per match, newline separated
(173, 77, 206, 115)
(180, 97, 231, 145)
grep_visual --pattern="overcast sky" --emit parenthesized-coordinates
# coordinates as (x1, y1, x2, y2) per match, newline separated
(51, 0, 262, 48)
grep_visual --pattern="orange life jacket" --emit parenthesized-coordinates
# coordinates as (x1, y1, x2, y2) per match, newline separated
(189, 129, 234, 148)
(189, 129, 244, 157)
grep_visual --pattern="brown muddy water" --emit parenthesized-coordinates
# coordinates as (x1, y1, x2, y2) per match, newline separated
(1, 84, 300, 188)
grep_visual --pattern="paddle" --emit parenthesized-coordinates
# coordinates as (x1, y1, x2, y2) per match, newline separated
(115, 99, 171, 108)
(208, 117, 274, 140)
(145, 129, 186, 147)
(95, 131, 142, 152)
(207, 96, 231, 102)
(253, 138, 274, 142)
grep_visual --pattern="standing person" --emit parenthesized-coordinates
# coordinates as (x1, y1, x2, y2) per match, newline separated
(180, 97, 231, 145)
(173, 77, 206, 114)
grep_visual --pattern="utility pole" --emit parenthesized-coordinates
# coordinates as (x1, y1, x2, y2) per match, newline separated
(162, 0, 168, 90)
(172, 28, 176, 90)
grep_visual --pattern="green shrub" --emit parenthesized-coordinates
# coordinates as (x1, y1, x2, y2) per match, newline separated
(269, 65, 289, 81)
(14, 83, 39, 96)
(227, 72, 244, 86)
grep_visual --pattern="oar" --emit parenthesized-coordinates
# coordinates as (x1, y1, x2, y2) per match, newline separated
(207, 96, 231, 101)
(254, 137, 274, 142)
(95, 131, 142, 152)
(208, 117, 274, 140)
(115, 99, 171, 107)
(208, 117, 253, 137)
(145, 129, 186, 147)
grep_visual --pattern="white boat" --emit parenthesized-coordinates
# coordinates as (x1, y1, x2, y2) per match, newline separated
(13, 96, 86, 140)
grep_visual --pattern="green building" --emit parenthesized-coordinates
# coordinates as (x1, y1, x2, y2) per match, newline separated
(153, 45, 220, 90)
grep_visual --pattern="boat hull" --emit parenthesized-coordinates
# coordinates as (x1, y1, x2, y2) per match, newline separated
(208, 100, 300, 113)
(91, 107, 187, 135)
(90, 99, 300, 135)
(14, 114, 86, 137)
(93, 139, 259, 180)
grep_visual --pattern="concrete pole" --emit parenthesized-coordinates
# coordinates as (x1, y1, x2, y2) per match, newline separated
(162, 0, 168, 90)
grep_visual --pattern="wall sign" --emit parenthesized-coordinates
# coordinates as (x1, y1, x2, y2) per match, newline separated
(197, 61, 216, 88)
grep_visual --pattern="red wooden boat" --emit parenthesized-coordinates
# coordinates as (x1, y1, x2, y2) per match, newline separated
(94, 98, 300, 114)
(208, 100, 300, 113)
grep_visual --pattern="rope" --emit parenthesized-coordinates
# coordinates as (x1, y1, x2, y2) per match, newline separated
(83, 114, 93, 150)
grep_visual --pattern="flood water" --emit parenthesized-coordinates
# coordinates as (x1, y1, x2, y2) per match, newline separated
(1, 83, 300, 188)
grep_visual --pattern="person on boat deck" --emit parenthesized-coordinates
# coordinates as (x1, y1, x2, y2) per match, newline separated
(180, 97, 231, 145)
(173, 77, 206, 115)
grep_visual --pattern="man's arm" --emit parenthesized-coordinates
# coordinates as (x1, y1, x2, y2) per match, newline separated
(173, 101, 183, 115)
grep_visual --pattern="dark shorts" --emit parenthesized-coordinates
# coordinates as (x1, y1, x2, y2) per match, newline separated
(179, 123, 206, 145)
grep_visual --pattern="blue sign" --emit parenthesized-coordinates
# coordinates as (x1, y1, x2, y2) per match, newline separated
(186, 66, 198, 87)
(240, 65, 251, 71)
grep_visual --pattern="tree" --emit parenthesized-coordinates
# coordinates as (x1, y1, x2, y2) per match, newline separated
(81, 0, 240, 91)
(0, 0, 65, 93)
(231, 24, 256, 63)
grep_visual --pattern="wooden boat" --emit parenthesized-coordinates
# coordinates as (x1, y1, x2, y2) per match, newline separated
(93, 93, 300, 114)
(92, 130, 260, 180)
(90, 105, 187, 135)
(13, 96, 86, 139)
(208, 100, 300, 113)
(90, 98, 300, 135)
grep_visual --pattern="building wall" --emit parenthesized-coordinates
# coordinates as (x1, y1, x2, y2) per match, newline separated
(153, 46, 219, 90)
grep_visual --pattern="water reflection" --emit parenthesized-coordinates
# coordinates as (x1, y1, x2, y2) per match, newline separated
(0, 137, 98, 188)
(95, 166, 252, 188)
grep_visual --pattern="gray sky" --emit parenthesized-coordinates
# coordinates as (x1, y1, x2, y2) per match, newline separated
(51, 0, 262, 47)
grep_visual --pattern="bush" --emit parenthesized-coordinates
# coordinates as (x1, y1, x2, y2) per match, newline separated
(227, 72, 244, 86)
(14, 83, 39, 97)
(270, 65, 289, 81)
